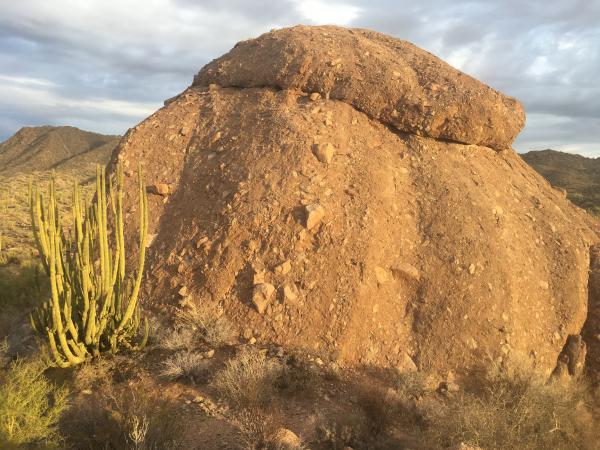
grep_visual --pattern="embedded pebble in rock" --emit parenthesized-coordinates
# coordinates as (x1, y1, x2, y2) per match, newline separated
(392, 262, 421, 283)
(253, 270, 266, 285)
(283, 283, 299, 302)
(395, 353, 418, 373)
(147, 183, 171, 196)
(374, 266, 389, 284)
(305, 203, 325, 230)
(312, 143, 335, 164)
(195, 236, 209, 248)
(252, 283, 276, 314)
(146, 233, 158, 248)
(275, 260, 292, 276)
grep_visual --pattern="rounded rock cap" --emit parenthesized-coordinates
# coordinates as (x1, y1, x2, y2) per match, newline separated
(193, 25, 526, 150)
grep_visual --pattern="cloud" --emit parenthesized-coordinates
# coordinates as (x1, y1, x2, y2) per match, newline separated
(295, 0, 363, 25)
(0, 0, 598, 157)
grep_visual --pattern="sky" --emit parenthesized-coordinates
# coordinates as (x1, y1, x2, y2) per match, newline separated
(0, 0, 599, 156)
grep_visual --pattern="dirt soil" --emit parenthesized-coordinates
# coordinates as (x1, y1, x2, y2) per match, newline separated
(111, 25, 600, 381)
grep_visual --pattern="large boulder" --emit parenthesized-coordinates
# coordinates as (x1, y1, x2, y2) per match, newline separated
(112, 26, 599, 378)
(193, 26, 525, 150)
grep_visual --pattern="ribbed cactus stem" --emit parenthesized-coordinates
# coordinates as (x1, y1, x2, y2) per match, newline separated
(29, 163, 148, 367)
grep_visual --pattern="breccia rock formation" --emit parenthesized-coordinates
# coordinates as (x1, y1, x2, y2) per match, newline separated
(193, 26, 525, 150)
(112, 26, 599, 379)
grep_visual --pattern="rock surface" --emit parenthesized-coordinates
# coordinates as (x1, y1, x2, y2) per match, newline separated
(113, 25, 599, 378)
(193, 26, 525, 150)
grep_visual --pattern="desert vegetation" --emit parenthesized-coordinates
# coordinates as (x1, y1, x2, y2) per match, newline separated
(0, 358, 69, 447)
(29, 164, 148, 367)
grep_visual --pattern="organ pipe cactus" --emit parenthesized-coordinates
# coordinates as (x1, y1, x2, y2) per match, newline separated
(29, 164, 148, 367)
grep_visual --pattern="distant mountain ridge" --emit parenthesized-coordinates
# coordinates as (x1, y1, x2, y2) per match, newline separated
(0, 125, 119, 175)
(522, 149, 600, 215)
(0, 126, 120, 260)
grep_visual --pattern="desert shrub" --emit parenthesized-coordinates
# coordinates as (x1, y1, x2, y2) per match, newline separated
(395, 370, 430, 399)
(62, 385, 184, 449)
(0, 358, 69, 447)
(175, 304, 235, 348)
(158, 305, 234, 354)
(234, 407, 283, 450)
(160, 351, 209, 381)
(212, 347, 283, 407)
(73, 357, 116, 391)
(356, 384, 397, 435)
(422, 367, 595, 449)
(275, 355, 320, 398)
(160, 327, 198, 352)
(317, 414, 370, 450)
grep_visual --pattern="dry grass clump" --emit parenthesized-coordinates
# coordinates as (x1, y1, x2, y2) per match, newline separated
(175, 303, 235, 348)
(395, 370, 430, 399)
(160, 351, 209, 381)
(158, 304, 235, 352)
(421, 367, 596, 450)
(157, 304, 234, 382)
(0, 358, 69, 447)
(275, 354, 321, 398)
(212, 346, 283, 407)
(160, 327, 197, 352)
(317, 414, 370, 450)
(234, 407, 283, 450)
(73, 357, 116, 392)
(62, 385, 184, 449)
(356, 384, 398, 435)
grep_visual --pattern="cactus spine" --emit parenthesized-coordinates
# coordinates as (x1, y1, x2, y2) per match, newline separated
(29, 164, 148, 367)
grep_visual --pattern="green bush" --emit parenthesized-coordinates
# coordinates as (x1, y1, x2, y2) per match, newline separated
(0, 358, 69, 447)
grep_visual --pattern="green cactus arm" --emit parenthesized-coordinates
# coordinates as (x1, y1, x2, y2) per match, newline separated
(29, 184, 50, 275)
(56, 329, 85, 366)
(116, 164, 147, 332)
(73, 182, 91, 322)
(47, 331, 71, 368)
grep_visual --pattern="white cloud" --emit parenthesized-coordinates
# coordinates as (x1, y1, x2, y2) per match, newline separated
(295, 0, 362, 25)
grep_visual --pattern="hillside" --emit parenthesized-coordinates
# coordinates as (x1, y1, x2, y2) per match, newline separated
(0, 126, 119, 260)
(522, 149, 600, 215)
(0, 125, 119, 176)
